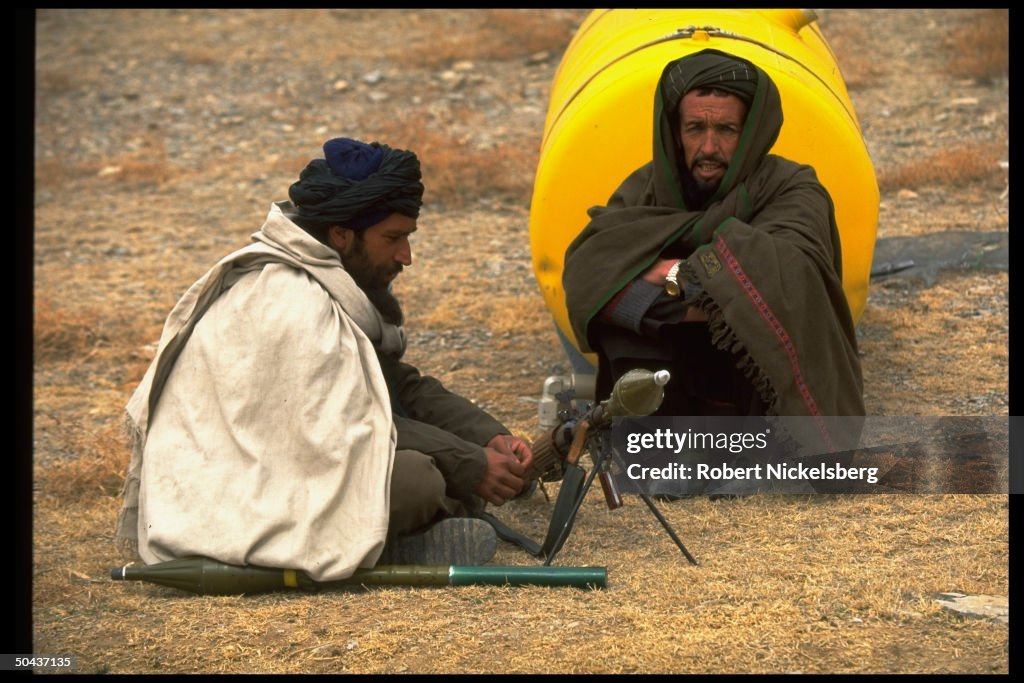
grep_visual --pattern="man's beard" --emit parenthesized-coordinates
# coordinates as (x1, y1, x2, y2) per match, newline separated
(679, 154, 726, 209)
(340, 237, 405, 326)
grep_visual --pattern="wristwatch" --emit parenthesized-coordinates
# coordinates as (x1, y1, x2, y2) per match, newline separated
(664, 260, 683, 297)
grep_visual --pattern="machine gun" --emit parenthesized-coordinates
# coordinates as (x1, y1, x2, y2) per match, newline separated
(526, 368, 670, 494)
(497, 368, 698, 565)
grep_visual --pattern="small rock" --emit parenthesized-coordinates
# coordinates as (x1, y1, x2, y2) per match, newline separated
(452, 60, 474, 71)
(526, 50, 550, 65)
(896, 189, 918, 200)
(362, 70, 383, 84)
(949, 96, 979, 107)
(333, 79, 350, 92)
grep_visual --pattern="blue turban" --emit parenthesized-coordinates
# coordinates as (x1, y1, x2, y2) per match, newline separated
(289, 138, 424, 232)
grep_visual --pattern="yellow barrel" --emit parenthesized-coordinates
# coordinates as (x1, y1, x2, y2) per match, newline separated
(530, 9, 878, 368)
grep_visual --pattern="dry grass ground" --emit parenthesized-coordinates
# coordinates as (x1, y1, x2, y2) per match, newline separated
(30, 8, 1008, 675)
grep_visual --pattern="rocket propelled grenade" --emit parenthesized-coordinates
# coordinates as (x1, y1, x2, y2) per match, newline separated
(597, 368, 671, 423)
(110, 556, 607, 595)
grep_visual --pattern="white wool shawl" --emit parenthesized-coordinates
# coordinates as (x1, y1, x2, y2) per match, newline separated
(117, 202, 404, 581)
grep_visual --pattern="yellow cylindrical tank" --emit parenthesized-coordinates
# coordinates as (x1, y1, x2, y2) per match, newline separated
(529, 9, 878, 369)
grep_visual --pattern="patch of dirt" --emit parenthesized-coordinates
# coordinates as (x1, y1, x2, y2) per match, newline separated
(31, 9, 1007, 675)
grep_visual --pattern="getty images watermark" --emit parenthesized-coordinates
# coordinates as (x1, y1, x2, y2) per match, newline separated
(611, 415, 1015, 497)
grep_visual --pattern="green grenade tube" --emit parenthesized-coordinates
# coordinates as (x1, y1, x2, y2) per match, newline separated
(447, 565, 606, 589)
(330, 564, 451, 588)
(112, 557, 608, 594)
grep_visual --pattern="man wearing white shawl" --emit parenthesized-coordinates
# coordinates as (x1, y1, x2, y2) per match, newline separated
(116, 138, 533, 581)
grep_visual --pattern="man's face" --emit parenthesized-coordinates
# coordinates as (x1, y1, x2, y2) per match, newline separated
(677, 90, 748, 195)
(331, 213, 416, 291)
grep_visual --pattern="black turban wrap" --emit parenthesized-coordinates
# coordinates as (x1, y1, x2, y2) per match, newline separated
(661, 50, 758, 113)
(289, 138, 424, 231)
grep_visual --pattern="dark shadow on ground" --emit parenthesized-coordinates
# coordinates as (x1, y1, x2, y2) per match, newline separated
(870, 230, 1008, 286)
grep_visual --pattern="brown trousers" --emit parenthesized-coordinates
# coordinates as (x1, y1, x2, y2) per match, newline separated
(387, 449, 470, 537)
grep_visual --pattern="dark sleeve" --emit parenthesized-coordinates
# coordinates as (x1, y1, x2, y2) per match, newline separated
(393, 416, 488, 503)
(599, 280, 664, 333)
(599, 279, 705, 338)
(378, 354, 510, 446)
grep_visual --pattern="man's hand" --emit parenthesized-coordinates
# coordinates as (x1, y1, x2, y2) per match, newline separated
(683, 305, 708, 321)
(641, 257, 708, 320)
(641, 258, 682, 286)
(475, 435, 535, 506)
(487, 434, 534, 471)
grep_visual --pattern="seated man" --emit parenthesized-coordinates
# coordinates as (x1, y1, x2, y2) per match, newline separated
(116, 137, 533, 581)
(563, 49, 865, 444)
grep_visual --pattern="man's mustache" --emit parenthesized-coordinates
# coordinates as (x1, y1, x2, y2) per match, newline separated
(692, 153, 727, 167)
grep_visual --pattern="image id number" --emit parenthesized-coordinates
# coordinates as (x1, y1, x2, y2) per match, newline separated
(2, 654, 77, 671)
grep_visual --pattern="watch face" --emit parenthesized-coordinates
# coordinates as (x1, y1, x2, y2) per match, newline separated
(666, 281, 681, 297)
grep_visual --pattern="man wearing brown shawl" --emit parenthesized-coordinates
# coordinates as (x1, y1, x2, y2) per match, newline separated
(563, 49, 864, 454)
(118, 138, 532, 578)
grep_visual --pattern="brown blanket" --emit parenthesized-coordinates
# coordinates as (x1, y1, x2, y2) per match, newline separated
(563, 49, 865, 452)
